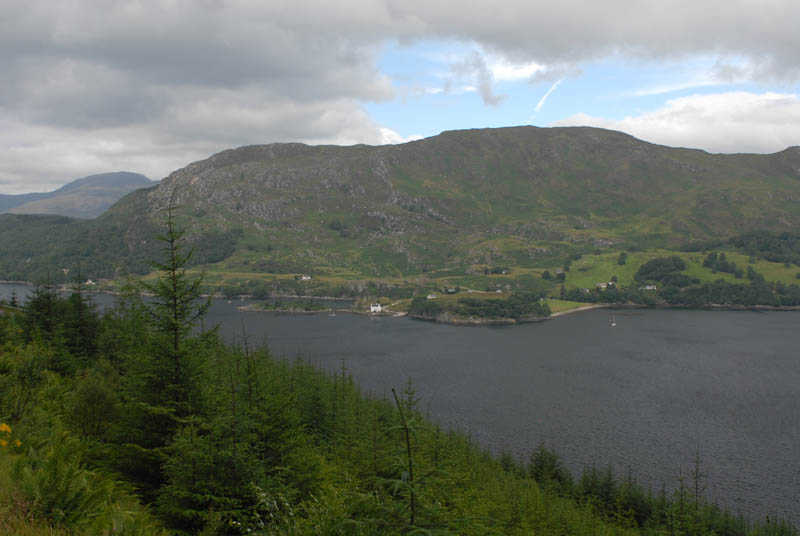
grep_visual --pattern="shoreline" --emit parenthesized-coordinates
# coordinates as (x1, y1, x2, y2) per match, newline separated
(3, 281, 800, 323)
(549, 303, 612, 318)
(238, 303, 407, 318)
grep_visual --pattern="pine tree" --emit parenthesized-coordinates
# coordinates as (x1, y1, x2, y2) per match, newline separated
(63, 276, 101, 368)
(111, 192, 212, 500)
(140, 195, 210, 415)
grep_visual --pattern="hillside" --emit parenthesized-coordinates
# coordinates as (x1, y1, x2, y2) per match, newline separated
(2, 126, 800, 285)
(0, 171, 153, 219)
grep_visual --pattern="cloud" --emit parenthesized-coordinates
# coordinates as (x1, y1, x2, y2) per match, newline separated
(489, 59, 545, 82)
(2, 0, 800, 191)
(382, 0, 800, 82)
(378, 128, 424, 145)
(624, 79, 721, 98)
(0, 92, 400, 193)
(447, 51, 506, 106)
(552, 91, 800, 154)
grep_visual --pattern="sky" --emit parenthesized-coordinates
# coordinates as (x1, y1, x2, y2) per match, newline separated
(1, 1, 799, 194)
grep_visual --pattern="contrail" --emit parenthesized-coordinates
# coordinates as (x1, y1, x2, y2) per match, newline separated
(535, 78, 564, 113)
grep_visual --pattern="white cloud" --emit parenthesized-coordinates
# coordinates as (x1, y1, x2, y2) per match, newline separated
(552, 92, 800, 154)
(378, 128, 424, 145)
(489, 59, 545, 82)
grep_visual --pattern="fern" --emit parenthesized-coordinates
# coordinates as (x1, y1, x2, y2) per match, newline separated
(11, 434, 165, 534)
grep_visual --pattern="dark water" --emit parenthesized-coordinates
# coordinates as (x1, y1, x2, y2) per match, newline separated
(3, 283, 799, 523)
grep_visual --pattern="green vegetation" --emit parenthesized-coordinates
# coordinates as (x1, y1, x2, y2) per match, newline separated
(702, 252, 743, 278)
(558, 252, 800, 308)
(3, 215, 797, 534)
(254, 299, 329, 312)
(408, 291, 551, 321)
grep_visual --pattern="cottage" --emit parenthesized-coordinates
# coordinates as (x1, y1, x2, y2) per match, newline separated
(644, 284, 657, 291)
(595, 282, 608, 289)
(370, 303, 382, 313)
(426, 294, 437, 300)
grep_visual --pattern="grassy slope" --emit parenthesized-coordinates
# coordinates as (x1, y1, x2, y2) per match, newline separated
(565, 250, 799, 290)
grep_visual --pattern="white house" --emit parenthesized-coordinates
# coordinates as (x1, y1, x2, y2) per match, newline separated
(370, 303, 382, 313)
(427, 294, 437, 300)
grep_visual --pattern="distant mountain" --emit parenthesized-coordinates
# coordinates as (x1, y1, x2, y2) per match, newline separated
(1, 126, 800, 283)
(0, 172, 154, 219)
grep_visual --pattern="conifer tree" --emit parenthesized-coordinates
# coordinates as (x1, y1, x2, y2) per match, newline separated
(64, 276, 101, 367)
(112, 191, 212, 499)
(139, 191, 210, 418)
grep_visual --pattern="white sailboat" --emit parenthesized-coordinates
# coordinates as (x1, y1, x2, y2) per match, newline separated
(611, 313, 616, 327)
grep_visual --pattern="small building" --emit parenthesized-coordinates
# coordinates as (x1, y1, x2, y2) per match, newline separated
(370, 303, 382, 313)
(444, 287, 457, 294)
(295, 274, 312, 281)
(426, 294, 437, 300)
(644, 284, 657, 291)
(595, 282, 608, 289)
(85, 279, 95, 286)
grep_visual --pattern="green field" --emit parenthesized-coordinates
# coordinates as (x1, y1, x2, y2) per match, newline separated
(563, 250, 799, 290)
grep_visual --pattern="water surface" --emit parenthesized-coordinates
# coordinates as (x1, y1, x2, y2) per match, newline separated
(2, 283, 798, 523)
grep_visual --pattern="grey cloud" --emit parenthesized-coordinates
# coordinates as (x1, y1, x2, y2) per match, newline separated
(0, 89, 395, 193)
(384, 0, 800, 81)
(448, 52, 506, 106)
(2, 0, 800, 192)
(1, 58, 166, 128)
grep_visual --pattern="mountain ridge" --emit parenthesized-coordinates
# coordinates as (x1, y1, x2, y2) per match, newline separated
(3, 126, 800, 283)
(0, 171, 153, 219)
